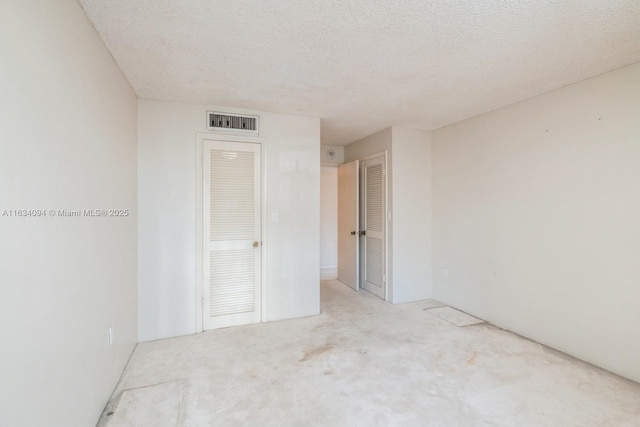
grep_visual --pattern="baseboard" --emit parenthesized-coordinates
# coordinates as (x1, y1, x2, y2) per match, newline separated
(320, 267, 338, 280)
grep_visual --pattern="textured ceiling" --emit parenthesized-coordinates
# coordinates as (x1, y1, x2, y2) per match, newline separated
(79, 0, 640, 145)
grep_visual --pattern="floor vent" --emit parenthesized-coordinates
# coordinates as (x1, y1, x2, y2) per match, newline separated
(208, 112, 259, 133)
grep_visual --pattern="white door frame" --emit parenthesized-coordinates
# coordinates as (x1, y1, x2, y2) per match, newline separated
(357, 150, 389, 301)
(196, 133, 267, 333)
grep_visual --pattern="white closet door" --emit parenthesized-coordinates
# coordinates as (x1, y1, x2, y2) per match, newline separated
(203, 140, 261, 329)
(361, 156, 386, 299)
(337, 160, 359, 290)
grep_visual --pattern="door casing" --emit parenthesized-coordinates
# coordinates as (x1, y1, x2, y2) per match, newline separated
(196, 133, 267, 333)
(360, 154, 387, 299)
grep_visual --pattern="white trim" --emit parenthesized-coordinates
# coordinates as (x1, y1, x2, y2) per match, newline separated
(358, 150, 387, 162)
(198, 133, 266, 144)
(383, 150, 389, 302)
(260, 140, 268, 323)
(320, 264, 338, 269)
(320, 267, 338, 281)
(196, 133, 267, 333)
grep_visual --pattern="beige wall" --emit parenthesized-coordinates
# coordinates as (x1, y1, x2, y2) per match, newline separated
(432, 62, 640, 382)
(0, 1, 138, 426)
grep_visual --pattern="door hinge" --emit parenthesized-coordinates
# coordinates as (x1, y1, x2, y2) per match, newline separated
(382, 274, 386, 282)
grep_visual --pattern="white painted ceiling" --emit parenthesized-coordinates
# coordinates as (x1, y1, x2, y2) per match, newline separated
(79, 0, 640, 145)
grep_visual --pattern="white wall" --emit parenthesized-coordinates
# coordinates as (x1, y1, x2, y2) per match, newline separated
(432, 62, 640, 382)
(319, 145, 342, 268)
(320, 167, 338, 270)
(138, 99, 320, 341)
(0, 1, 138, 426)
(391, 127, 432, 303)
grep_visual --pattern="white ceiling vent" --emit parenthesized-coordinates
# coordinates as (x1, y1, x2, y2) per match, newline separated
(207, 112, 259, 134)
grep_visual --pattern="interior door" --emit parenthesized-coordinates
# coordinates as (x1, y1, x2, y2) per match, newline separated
(337, 160, 359, 290)
(360, 156, 386, 299)
(203, 140, 261, 329)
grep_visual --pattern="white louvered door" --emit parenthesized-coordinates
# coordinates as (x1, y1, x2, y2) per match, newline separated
(203, 140, 261, 329)
(361, 156, 386, 299)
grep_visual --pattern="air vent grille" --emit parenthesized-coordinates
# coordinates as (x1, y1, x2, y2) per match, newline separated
(208, 112, 259, 133)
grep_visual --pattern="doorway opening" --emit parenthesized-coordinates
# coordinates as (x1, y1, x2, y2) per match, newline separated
(336, 152, 388, 300)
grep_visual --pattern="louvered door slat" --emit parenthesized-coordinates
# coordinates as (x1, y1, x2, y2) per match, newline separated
(361, 155, 386, 300)
(366, 164, 383, 232)
(366, 238, 383, 287)
(210, 150, 255, 241)
(203, 140, 261, 330)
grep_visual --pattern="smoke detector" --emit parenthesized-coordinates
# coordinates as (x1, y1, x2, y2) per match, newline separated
(325, 148, 336, 161)
(321, 145, 343, 166)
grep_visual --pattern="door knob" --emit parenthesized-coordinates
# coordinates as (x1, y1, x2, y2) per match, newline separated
(350, 231, 356, 235)
(253, 241, 260, 248)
